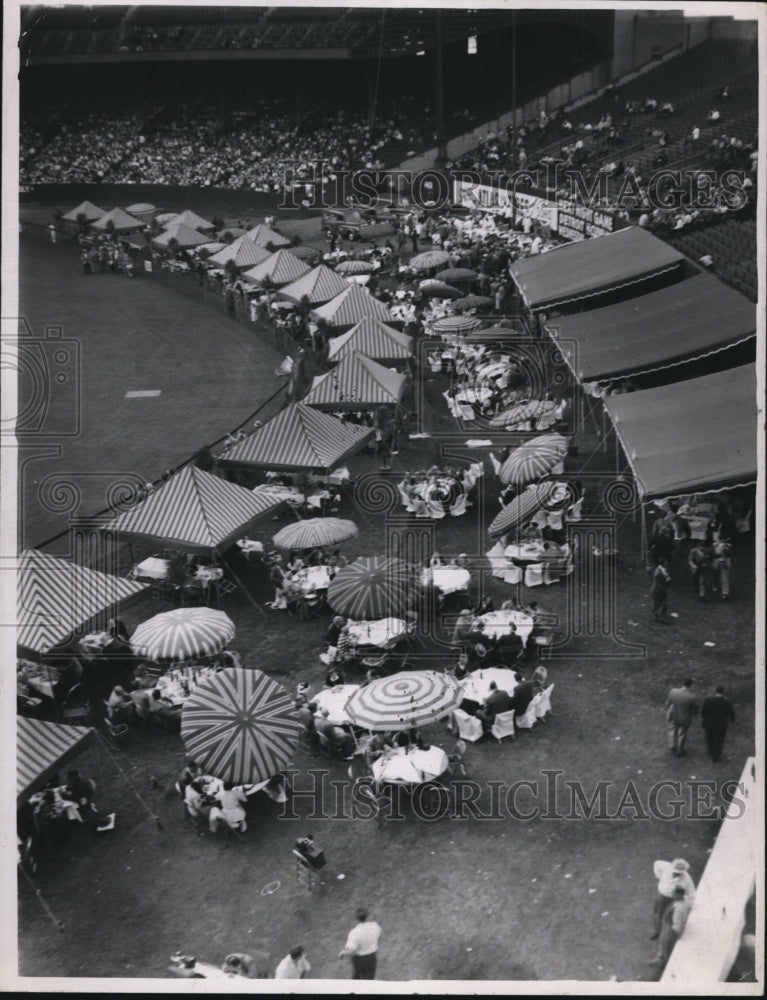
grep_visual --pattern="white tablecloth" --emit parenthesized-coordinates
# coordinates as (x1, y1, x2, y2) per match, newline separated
(289, 565, 332, 594)
(346, 618, 406, 648)
(455, 387, 492, 405)
(371, 745, 449, 785)
(155, 666, 218, 706)
(477, 609, 534, 646)
(460, 667, 519, 704)
(421, 567, 471, 595)
(134, 556, 169, 580)
(195, 566, 223, 585)
(313, 684, 360, 726)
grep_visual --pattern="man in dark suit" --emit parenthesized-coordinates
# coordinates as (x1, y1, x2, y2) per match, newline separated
(496, 624, 524, 665)
(510, 678, 536, 719)
(475, 682, 512, 733)
(701, 685, 735, 762)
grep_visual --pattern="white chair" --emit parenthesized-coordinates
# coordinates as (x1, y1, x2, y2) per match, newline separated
(543, 562, 561, 586)
(490, 709, 516, 743)
(489, 452, 502, 477)
(567, 497, 583, 522)
(544, 508, 564, 531)
(515, 696, 540, 730)
(428, 353, 443, 373)
(486, 541, 510, 579)
(412, 497, 431, 518)
(319, 646, 337, 666)
(459, 404, 476, 421)
(524, 563, 545, 587)
(535, 683, 554, 720)
(502, 565, 523, 585)
(450, 494, 469, 517)
(451, 708, 483, 743)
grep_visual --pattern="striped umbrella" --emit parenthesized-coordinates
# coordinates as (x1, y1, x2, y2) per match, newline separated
(454, 294, 494, 312)
(436, 267, 478, 283)
(489, 481, 566, 538)
(489, 399, 558, 427)
(344, 671, 462, 731)
(498, 434, 570, 487)
(419, 279, 463, 299)
(463, 325, 524, 344)
(181, 668, 301, 786)
(409, 250, 451, 271)
(336, 259, 375, 275)
(287, 245, 323, 262)
(430, 315, 483, 336)
(272, 517, 358, 551)
(131, 608, 235, 662)
(327, 556, 417, 620)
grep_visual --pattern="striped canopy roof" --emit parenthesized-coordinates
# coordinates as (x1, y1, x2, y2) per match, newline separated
(278, 265, 350, 305)
(91, 207, 144, 231)
(312, 283, 391, 328)
(218, 402, 374, 472)
(152, 222, 208, 249)
(17, 717, 94, 804)
(104, 466, 284, 552)
(168, 208, 214, 231)
(246, 224, 292, 248)
(243, 249, 311, 286)
(17, 549, 149, 654)
(208, 236, 271, 270)
(327, 318, 414, 364)
(181, 668, 301, 785)
(62, 200, 104, 222)
(303, 350, 406, 410)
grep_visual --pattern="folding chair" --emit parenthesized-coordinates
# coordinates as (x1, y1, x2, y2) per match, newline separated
(524, 563, 545, 587)
(515, 696, 540, 730)
(450, 709, 483, 743)
(503, 565, 523, 585)
(535, 683, 554, 721)
(490, 709, 516, 743)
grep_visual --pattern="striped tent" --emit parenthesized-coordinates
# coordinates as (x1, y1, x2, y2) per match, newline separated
(207, 236, 271, 271)
(131, 607, 235, 661)
(327, 319, 414, 364)
(242, 250, 311, 287)
(62, 200, 105, 223)
(167, 209, 215, 231)
(91, 207, 144, 232)
(17, 717, 94, 804)
(489, 481, 568, 538)
(303, 350, 406, 410)
(152, 222, 208, 249)
(278, 265, 350, 305)
(218, 403, 374, 473)
(104, 466, 284, 552)
(181, 668, 301, 785)
(327, 556, 418, 620)
(312, 284, 391, 329)
(246, 224, 292, 248)
(17, 550, 149, 655)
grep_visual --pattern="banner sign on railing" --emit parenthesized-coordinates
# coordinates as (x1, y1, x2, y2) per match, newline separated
(555, 197, 619, 241)
(452, 179, 558, 229)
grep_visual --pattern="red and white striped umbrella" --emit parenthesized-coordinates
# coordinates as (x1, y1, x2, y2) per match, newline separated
(344, 670, 462, 731)
(498, 434, 569, 487)
(181, 668, 301, 785)
(131, 608, 235, 662)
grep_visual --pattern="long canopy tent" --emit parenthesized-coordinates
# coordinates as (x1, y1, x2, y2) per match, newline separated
(604, 363, 757, 501)
(302, 350, 407, 411)
(278, 265, 351, 305)
(90, 207, 144, 233)
(242, 249, 311, 287)
(312, 283, 392, 329)
(509, 226, 686, 312)
(217, 402, 374, 473)
(61, 200, 105, 223)
(17, 717, 95, 805)
(207, 236, 271, 271)
(103, 465, 284, 553)
(16, 549, 149, 656)
(151, 222, 208, 250)
(246, 223, 292, 248)
(163, 208, 215, 232)
(327, 318, 414, 365)
(548, 272, 756, 384)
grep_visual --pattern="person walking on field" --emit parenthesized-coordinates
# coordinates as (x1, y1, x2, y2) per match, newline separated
(648, 885, 692, 968)
(711, 539, 733, 600)
(701, 684, 735, 762)
(650, 857, 696, 940)
(666, 678, 698, 757)
(687, 542, 711, 600)
(339, 907, 382, 979)
(651, 558, 672, 623)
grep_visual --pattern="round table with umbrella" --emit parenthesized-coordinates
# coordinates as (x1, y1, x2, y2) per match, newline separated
(488, 399, 559, 429)
(454, 294, 494, 313)
(430, 315, 484, 336)
(462, 325, 524, 344)
(131, 608, 235, 662)
(336, 259, 375, 275)
(409, 250, 452, 272)
(498, 434, 570, 487)
(272, 517, 358, 552)
(489, 480, 569, 538)
(327, 556, 418, 620)
(344, 670, 462, 731)
(419, 280, 463, 299)
(436, 267, 477, 284)
(181, 667, 301, 786)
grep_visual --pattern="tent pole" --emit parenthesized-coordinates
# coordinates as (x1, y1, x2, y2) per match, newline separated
(602, 403, 608, 453)
(641, 502, 649, 569)
(19, 864, 65, 930)
(95, 733, 164, 831)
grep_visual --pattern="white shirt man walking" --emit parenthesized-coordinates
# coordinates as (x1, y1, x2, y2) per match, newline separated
(339, 907, 382, 979)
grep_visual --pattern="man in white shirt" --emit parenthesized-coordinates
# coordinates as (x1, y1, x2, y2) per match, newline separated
(651, 857, 696, 939)
(275, 945, 311, 979)
(339, 907, 382, 979)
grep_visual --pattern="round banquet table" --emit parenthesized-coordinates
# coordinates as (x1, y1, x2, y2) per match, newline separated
(371, 745, 450, 785)
(503, 542, 565, 565)
(477, 609, 534, 646)
(288, 565, 332, 595)
(312, 684, 360, 726)
(459, 667, 519, 705)
(421, 566, 471, 595)
(346, 619, 406, 649)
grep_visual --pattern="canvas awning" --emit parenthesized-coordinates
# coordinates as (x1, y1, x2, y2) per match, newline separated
(303, 350, 406, 410)
(167, 209, 215, 231)
(242, 250, 311, 287)
(62, 200, 104, 222)
(103, 466, 284, 552)
(278, 265, 350, 305)
(327, 318, 414, 364)
(17, 717, 95, 804)
(207, 236, 271, 270)
(509, 227, 685, 311)
(217, 403, 374, 472)
(16, 550, 149, 655)
(604, 363, 756, 499)
(312, 284, 391, 328)
(152, 222, 208, 249)
(549, 272, 756, 382)
(246, 224, 291, 248)
(90, 207, 144, 232)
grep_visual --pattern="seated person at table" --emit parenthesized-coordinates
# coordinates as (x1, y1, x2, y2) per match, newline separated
(209, 785, 248, 834)
(451, 609, 474, 649)
(107, 685, 134, 720)
(336, 628, 359, 666)
(522, 521, 542, 542)
(305, 547, 326, 567)
(497, 624, 525, 664)
(176, 758, 202, 798)
(364, 734, 387, 766)
(455, 553, 470, 569)
(129, 683, 152, 721)
(35, 790, 71, 846)
(469, 641, 502, 669)
(510, 677, 536, 718)
(463, 621, 489, 650)
(296, 682, 310, 707)
(324, 665, 346, 687)
(500, 597, 520, 611)
(133, 663, 155, 689)
(328, 550, 348, 571)
(475, 682, 513, 732)
(222, 953, 254, 978)
(450, 651, 471, 680)
(325, 616, 346, 648)
(314, 710, 355, 758)
(149, 689, 181, 721)
(474, 595, 494, 615)
(184, 779, 209, 822)
(61, 769, 96, 817)
(286, 552, 305, 574)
